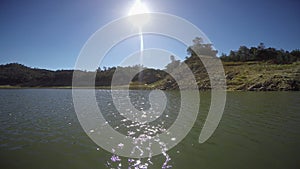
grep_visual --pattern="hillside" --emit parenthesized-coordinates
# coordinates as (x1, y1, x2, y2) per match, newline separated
(0, 63, 73, 87)
(1, 38, 299, 91)
(0, 63, 167, 88)
(150, 57, 300, 91)
(0, 61, 299, 91)
(223, 61, 300, 91)
(151, 39, 300, 91)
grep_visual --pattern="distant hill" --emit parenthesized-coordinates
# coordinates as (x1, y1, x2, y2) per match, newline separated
(0, 63, 73, 87)
(0, 63, 167, 88)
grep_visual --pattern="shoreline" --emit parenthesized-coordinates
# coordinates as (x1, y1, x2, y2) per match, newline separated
(1, 62, 299, 91)
(0, 85, 299, 91)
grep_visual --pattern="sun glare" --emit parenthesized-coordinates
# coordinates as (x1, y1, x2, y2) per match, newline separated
(127, 0, 150, 27)
(128, 0, 150, 16)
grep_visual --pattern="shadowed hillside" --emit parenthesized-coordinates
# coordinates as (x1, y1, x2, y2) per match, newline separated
(0, 63, 167, 88)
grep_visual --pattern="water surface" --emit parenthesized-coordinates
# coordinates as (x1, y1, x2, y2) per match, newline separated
(0, 89, 299, 169)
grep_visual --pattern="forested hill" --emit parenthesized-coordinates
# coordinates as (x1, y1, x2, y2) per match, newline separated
(0, 63, 73, 87)
(0, 63, 167, 88)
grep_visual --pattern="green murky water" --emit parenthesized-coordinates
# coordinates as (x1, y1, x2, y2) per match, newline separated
(0, 89, 299, 169)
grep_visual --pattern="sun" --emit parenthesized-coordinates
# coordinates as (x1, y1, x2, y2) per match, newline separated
(127, 0, 150, 27)
(128, 0, 150, 16)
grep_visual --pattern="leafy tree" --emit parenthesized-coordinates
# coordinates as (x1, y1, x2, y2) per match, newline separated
(187, 37, 217, 58)
(220, 43, 299, 64)
(236, 46, 250, 61)
(165, 55, 180, 72)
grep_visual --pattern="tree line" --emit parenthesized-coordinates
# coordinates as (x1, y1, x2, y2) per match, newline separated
(220, 43, 300, 64)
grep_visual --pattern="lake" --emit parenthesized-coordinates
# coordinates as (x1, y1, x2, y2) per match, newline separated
(0, 89, 299, 169)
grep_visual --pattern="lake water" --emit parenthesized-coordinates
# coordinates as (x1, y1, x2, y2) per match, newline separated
(0, 89, 299, 169)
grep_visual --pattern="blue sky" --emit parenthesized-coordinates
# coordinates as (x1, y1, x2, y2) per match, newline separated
(0, 0, 299, 70)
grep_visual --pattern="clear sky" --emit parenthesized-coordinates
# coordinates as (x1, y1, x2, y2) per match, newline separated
(0, 0, 299, 70)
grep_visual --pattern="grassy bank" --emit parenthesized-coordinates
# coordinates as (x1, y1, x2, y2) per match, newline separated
(224, 61, 300, 91)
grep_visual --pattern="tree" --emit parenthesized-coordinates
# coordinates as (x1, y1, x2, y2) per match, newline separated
(237, 46, 250, 61)
(258, 42, 265, 50)
(165, 55, 180, 72)
(249, 47, 258, 61)
(170, 55, 176, 62)
(229, 50, 237, 61)
(192, 37, 203, 45)
(187, 37, 218, 58)
(291, 50, 300, 61)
